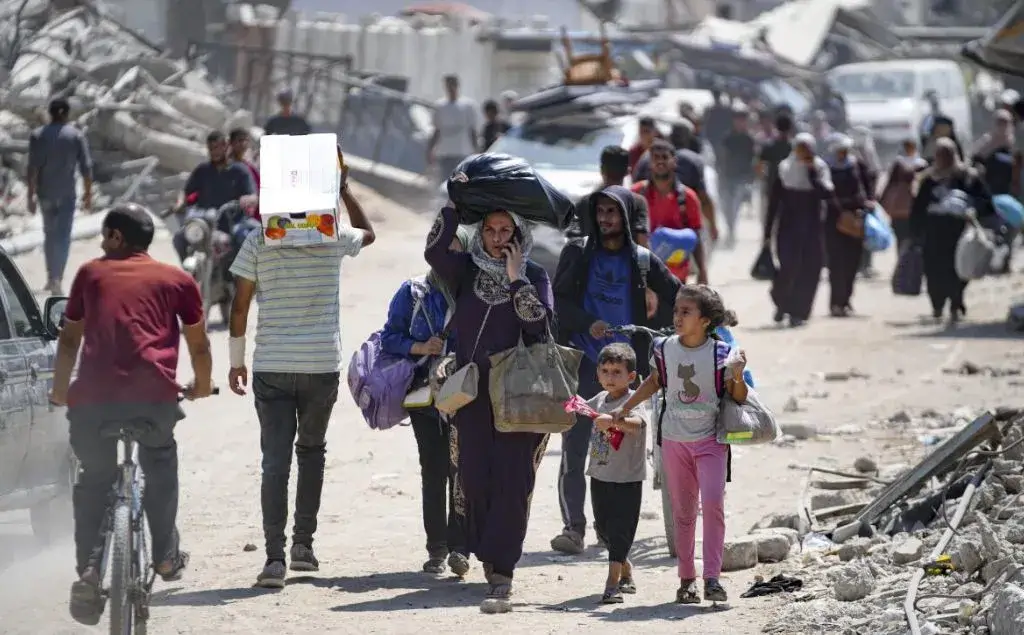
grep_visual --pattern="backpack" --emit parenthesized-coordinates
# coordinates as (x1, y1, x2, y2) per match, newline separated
(636, 181, 696, 235)
(347, 331, 418, 431)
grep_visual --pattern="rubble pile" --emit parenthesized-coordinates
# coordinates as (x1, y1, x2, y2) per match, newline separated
(742, 408, 1024, 635)
(0, 1, 254, 238)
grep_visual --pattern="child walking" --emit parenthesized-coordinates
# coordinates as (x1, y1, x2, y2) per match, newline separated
(586, 343, 648, 604)
(614, 285, 747, 604)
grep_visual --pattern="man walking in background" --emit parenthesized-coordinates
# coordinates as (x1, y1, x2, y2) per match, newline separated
(719, 107, 756, 248)
(427, 75, 479, 183)
(264, 89, 312, 136)
(230, 127, 260, 189)
(227, 156, 377, 589)
(481, 99, 510, 149)
(27, 97, 93, 294)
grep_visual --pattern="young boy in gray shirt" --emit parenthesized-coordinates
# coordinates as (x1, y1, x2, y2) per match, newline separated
(587, 343, 648, 604)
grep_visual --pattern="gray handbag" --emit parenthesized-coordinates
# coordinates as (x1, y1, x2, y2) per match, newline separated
(716, 387, 780, 445)
(434, 306, 490, 416)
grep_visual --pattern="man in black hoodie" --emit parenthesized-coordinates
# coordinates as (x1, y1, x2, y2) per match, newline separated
(549, 185, 681, 555)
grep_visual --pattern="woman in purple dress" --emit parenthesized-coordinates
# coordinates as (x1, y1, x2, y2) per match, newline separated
(764, 132, 835, 327)
(824, 135, 869, 317)
(424, 204, 553, 614)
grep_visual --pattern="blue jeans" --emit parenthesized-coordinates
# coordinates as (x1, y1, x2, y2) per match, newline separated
(40, 197, 76, 283)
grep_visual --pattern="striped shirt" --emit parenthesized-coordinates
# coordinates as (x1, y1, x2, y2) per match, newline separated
(230, 227, 363, 373)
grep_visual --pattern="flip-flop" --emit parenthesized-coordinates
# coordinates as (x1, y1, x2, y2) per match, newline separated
(156, 551, 190, 582)
(69, 579, 104, 626)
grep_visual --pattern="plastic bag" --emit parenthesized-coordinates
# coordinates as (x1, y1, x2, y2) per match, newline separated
(892, 246, 924, 296)
(716, 387, 780, 445)
(863, 207, 894, 253)
(488, 336, 583, 434)
(651, 227, 698, 268)
(750, 245, 776, 281)
(993, 193, 1024, 229)
(447, 153, 575, 229)
(954, 220, 996, 281)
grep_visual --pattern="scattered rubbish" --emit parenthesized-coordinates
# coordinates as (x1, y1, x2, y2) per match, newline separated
(740, 574, 803, 598)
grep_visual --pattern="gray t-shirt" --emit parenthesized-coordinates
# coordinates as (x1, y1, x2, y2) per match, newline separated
(28, 123, 93, 202)
(586, 390, 648, 483)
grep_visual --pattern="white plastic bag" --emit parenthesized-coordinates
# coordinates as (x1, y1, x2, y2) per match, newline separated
(716, 387, 780, 445)
(954, 219, 996, 281)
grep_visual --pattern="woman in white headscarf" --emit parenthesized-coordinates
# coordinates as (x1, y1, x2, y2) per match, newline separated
(424, 203, 553, 613)
(824, 135, 870, 317)
(849, 125, 881, 277)
(763, 132, 836, 327)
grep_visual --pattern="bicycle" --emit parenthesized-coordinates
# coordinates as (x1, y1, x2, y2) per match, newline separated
(605, 324, 678, 557)
(99, 387, 219, 635)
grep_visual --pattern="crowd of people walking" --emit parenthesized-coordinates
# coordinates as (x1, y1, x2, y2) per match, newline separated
(47, 72, 1023, 627)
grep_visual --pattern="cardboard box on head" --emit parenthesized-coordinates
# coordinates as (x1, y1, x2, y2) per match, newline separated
(259, 133, 341, 246)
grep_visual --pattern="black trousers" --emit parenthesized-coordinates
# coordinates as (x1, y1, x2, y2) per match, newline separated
(253, 372, 340, 561)
(409, 408, 464, 557)
(69, 402, 184, 577)
(590, 478, 642, 564)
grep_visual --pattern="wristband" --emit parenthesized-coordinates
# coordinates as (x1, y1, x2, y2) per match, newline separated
(228, 336, 246, 368)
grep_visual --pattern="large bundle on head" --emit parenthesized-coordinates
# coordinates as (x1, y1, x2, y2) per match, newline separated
(446, 153, 574, 229)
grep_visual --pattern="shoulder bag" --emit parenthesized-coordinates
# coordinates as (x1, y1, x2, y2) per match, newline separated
(434, 306, 491, 416)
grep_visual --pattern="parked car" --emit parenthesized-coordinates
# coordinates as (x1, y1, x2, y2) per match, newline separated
(0, 248, 73, 543)
(827, 59, 974, 163)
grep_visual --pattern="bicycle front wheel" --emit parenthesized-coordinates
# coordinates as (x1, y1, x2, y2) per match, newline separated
(109, 502, 133, 635)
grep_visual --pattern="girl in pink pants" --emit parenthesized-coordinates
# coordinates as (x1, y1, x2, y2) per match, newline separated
(614, 285, 748, 604)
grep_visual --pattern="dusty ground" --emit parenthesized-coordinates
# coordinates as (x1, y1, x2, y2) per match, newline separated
(0, 187, 1022, 635)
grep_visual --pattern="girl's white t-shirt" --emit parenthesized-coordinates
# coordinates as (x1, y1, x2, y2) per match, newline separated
(651, 336, 735, 443)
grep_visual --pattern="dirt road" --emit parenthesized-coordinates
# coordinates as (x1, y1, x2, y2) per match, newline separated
(1, 193, 1021, 635)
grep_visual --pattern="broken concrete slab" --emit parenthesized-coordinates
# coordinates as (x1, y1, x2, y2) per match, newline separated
(752, 526, 800, 546)
(891, 537, 923, 565)
(990, 583, 1024, 635)
(828, 561, 875, 601)
(838, 537, 872, 562)
(721, 536, 758, 571)
(753, 533, 791, 563)
(950, 541, 983, 576)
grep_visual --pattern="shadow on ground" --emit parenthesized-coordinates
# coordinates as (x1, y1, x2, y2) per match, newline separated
(901, 319, 1022, 341)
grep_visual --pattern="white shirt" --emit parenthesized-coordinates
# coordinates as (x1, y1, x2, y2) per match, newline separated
(433, 97, 479, 158)
(230, 228, 363, 373)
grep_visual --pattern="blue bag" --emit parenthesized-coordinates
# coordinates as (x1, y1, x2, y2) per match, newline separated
(993, 194, 1024, 229)
(650, 227, 699, 267)
(863, 205, 894, 253)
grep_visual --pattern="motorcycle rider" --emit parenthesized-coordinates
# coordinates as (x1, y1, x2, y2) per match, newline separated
(50, 203, 214, 625)
(230, 127, 260, 191)
(172, 130, 256, 262)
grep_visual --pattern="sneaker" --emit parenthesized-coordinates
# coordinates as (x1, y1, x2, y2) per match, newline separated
(289, 544, 319, 572)
(447, 551, 470, 577)
(601, 587, 624, 604)
(256, 560, 287, 588)
(68, 568, 103, 626)
(675, 578, 700, 604)
(155, 550, 190, 582)
(422, 557, 446, 574)
(704, 578, 728, 602)
(480, 577, 513, 614)
(788, 317, 806, 328)
(773, 309, 786, 324)
(550, 530, 584, 555)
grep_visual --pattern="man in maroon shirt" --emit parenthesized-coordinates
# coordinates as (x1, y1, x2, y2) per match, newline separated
(230, 127, 260, 191)
(49, 203, 215, 625)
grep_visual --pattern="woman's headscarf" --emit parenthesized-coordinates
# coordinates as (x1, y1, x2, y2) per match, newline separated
(850, 126, 881, 174)
(826, 134, 855, 169)
(929, 137, 964, 182)
(467, 210, 534, 284)
(970, 108, 1015, 159)
(777, 132, 834, 192)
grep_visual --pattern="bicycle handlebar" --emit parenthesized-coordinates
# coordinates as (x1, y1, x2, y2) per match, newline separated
(606, 324, 674, 338)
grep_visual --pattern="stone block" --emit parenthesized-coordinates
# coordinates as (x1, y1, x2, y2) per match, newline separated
(722, 536, 759, 571)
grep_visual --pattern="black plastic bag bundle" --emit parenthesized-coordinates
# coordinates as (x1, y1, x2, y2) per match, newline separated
(750, 245, 776, 281)
(446, 153, 574, 229)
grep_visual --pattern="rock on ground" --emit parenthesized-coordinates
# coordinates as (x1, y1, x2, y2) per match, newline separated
(752, 526, 800, 546)
(990, 583, 1024, 635)
(838, 537, 872, 562)
(828, 562, 875, 601)
(722, 536, 759, 571)
(892, 537, 923, 565)
(753, 533, 791, 563)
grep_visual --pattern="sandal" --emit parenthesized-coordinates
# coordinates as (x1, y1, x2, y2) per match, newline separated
(155, 550, 190, 582)
(618, 577, 637, 594)
(601, 587, 624, 604)
(422, 557, 446, 574)
(676, 579, 700, 604)
(69, 574, 104, 626)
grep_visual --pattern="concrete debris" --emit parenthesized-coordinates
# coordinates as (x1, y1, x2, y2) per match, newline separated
(721, 535, 759, 571)
(0, 2, 257, 247)
(752, 526, 800, 546)
(764, 410, 1024, 635)
(780, 422, 818, 440)
(753, 533, 792, 563)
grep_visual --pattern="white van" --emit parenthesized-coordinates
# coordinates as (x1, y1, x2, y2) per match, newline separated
(826, 59, 972, 160)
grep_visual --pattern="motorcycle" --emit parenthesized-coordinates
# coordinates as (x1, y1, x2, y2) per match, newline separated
(180, 203, 239, 327)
